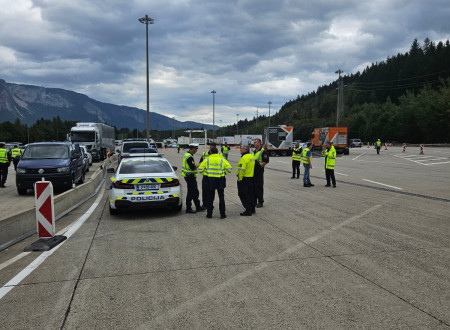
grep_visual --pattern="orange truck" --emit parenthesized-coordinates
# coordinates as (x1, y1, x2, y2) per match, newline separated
(311, 127, 349, 155)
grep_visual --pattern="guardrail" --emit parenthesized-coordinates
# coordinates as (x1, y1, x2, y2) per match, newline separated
(0, 157, 114, 251)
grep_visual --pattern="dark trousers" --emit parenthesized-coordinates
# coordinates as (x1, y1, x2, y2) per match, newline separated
(13, 157, 20, 171)
(325, 169, 336, 186)
(202, 176, 207, 206)
(253, 169, 264, 205)
(376, 146, 380, 154)
(292, 160, 300, 178)
(184, 175, 201, 210)
(238, 177, 255, 213)
(0, 164, 8, 186)
(204, 177, 226, 216)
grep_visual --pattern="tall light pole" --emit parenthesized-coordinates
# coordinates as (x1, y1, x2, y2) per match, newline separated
(268, 101, 272, 127)
(139, 14, 154, 142)
(335, 69, 344, 126)
(219, 119, 222, 137)
(211, 90, 216, 140)
(236, 114, 239, 135)
(256, 107, 259, 129)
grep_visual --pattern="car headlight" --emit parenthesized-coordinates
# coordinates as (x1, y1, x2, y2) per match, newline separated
(17, 168, 26, 174)
(57, 166, 70, 173)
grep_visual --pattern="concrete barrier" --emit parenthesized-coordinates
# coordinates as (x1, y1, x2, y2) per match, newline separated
(0, 157, 114, 250)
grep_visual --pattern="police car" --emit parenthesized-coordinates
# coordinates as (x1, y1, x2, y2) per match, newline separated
(107, 156, 182, 215)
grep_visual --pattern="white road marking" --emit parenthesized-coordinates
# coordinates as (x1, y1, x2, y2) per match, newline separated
(362, 179, 403, 190)
(0, 188, 105, 301)
(276, 161, 289, 164)
(394, 154, 449, 166)
(0, 252, 31, 272)
(352, 152, 366, 160)
(144, 205, 381, 327)
(425, 161, 450, 166)
(335, 172, 348, 176)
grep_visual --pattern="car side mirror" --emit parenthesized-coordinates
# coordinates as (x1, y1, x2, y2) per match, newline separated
(72, 151, 80, 159)
(107, 168, 115, 173)
(172, 166, 177, 171)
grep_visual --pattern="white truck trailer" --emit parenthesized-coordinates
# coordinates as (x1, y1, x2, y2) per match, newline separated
(263, 125, 294, 156)
(69, 122, 115, 161)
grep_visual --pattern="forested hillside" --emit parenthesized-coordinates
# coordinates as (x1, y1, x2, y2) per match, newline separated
(228, 38, 450, 143)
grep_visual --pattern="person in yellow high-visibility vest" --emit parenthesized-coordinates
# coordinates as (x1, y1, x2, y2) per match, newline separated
(182, 144, 206, 214)
(376, 139, 381, 154)
(221, 142, 230, 160)
(237, 144, 256, 216)
(0, 142, 12, 188)
(11, 145, 22, 171)
(322, 143, 336, 188)
(291, 142, 302, 179)
(198, 146, 232, 219)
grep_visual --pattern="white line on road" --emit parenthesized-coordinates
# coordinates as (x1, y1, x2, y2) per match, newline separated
(335, 172, 348, 176)
(352, 152, 367, 160)
(144, 205, 382, 327)
(424, 161, 450, 166)
(0, 252, 31, 272)
(276, 161, 289, 164)
(362, 179, 403, 190)
(0, 187, 105, 301)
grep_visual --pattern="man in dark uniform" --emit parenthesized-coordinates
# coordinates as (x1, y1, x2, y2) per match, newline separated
(252, 138, 269, 208)
(181, 143, 206, 213)
(291, 142, 302, 179)
(0, 142, 12, 188)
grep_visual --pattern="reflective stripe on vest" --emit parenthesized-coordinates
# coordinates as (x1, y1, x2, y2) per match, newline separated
(325, 147, 336, 169)
(0, 148, 7, 163)
(182, 153, 197, 177)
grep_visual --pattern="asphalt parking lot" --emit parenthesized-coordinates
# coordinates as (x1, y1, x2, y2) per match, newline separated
(0, 146, 449, 329)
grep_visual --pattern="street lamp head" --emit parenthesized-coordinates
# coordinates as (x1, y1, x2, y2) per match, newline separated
(139, 15, 154, 24)
(211, 90, 216, 94)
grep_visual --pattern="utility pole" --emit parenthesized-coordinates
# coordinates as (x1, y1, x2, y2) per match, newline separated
(236, 114, 239, 135)
(219, 119, 222, 137)
(268, 101, 272, 127)
(139, 14, 154, 142)
(335, 69, 344, 126)
(256, 107, 258, 129)
(211, 90, 216, 140)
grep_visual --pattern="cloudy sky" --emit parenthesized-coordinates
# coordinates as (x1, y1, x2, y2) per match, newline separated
(1, 0, 449, 126)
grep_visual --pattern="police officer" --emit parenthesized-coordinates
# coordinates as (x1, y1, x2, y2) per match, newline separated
(199, 142, 220, 208)
(322, 142, 336, 187)
(237, 144, 256, 216)
(376, 139, 381, 154)
(177, 144, 180, 153)
(221, 142, 230, 160)
(182, 143, 206, 213)
(252, 138, 269, 208)
(0, 142, 12, 188)
(302, 142, 314, 187)
(291, 142, 302, 179)
(198, 146, 232, 219)
(11, 144, 22, 171)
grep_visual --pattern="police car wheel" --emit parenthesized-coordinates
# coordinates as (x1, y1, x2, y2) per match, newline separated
(17, 188, 27, 195)
(109, 204, 119, 215)
(173, 203, 182, 212)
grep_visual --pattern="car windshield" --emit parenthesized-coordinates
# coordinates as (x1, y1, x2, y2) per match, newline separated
(119, 159, 173, 174)
(123, 142, 149, 152)
(22, 145, 69, 159)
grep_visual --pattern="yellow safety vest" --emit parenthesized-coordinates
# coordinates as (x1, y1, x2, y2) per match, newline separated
(237, 153, 255, 181)
(0, 148, 8, 163)
(302, 148, 310, 164)
(202, 151, 210, 160)
(253, 148, 264, 163)
(324, 146, 336, 170)
(182, 152, 197, 177)
(376, 141, 381, 147)
(11, 148, 22, 158)
(222, 146, 229, 154)
(198, 154, 232, 178)
(292, 147, 301, 161)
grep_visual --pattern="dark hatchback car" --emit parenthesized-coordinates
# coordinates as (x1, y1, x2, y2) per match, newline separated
(16, 142, 85, 195)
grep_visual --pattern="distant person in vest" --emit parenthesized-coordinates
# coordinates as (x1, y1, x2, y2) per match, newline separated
(177, 144, 180, 153)
(375, 139, 381, 155)
(221, 142, 230, 160)
(0, 142, 12, 188)
(322, 143, 336, 188)
(11, 144, 22, 171)
(237, 144, 255, 216)
(252, 138, 269, 208)
(291, 142, 302, 179)
(181, 143, 206, 214)
(302, 142, 314, 187)
(199, 142, 221, 208)
(198, 146, 232, 219)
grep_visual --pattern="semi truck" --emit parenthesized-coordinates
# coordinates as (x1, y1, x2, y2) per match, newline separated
(311, 127, 349, 155)
(263, 125, 294, 156)
(68, 122, 115, 161)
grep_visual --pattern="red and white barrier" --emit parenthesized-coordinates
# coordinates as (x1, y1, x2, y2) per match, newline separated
(419, 144, 424, 155)
(402, 143, 406, 152)
(367, 142, 370, 148)
(35, 181, 55, 238)
(384, 143, 388, 150)
(107, 149, 111, 158)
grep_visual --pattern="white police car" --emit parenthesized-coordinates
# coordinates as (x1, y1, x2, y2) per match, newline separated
(107, 156, 182, 215)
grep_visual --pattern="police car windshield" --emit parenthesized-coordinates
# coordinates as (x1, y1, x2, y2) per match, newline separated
(119, 159, 172, 174)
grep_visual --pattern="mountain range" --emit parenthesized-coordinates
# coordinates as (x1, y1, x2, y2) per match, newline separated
(0, 79, 217, 131)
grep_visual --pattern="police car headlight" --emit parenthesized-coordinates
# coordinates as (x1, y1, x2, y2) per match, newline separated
(57, 166, 70, 173)
(17, 168, 26, 174)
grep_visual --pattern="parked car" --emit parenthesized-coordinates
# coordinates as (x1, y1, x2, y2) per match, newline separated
(79, 145, 90, 172)
(16, 142, 85, 195)
(80, 145, 93, 166)
(119, 139, 151, 163)
(349, 139, 363, 148)
(107, 156, 182, 214)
